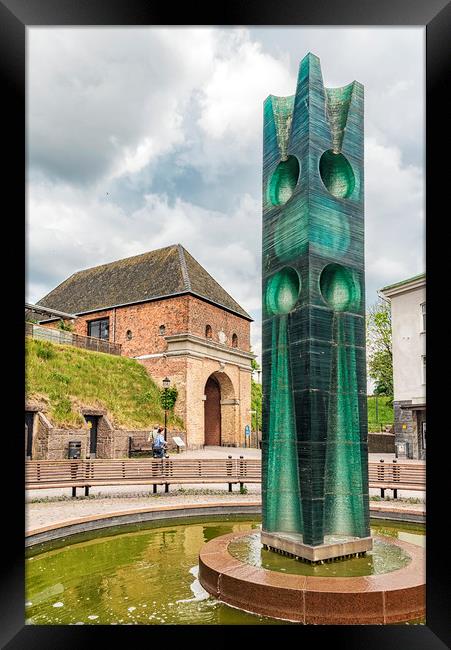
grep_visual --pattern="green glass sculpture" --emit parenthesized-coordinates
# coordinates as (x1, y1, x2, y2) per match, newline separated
(262, 53, 370, 548)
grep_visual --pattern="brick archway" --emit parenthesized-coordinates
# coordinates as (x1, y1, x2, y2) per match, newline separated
(204, 371, 236, 447)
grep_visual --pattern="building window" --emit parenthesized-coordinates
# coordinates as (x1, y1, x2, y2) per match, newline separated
(421, 302, 426, 332)
(88, 318, 109, 340)
(126, 330, 133, 340)
(205, 324, 212, 339)
(421, 355, 426, 384)
(232, 333, 238, 348)
(159, 325, 166, 336)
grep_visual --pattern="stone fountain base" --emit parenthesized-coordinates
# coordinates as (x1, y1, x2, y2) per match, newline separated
(198, 531, 425, 624)
(261, 530, 373, 563)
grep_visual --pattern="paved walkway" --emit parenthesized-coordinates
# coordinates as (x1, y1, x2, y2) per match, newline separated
(26, 491, 261, 531)
(175, 447, 423, 463)
(26, 488, 425, 533)
(174, 446, 261, 459)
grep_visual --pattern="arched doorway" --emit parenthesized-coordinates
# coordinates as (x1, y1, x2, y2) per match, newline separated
(204, 376, 221, 446)
(203, 371, 237, 447)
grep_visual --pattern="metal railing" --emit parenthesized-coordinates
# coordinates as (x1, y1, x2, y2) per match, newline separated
(25, 322, 122, 356)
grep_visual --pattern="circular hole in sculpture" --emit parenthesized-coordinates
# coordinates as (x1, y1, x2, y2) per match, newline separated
(267, 156, 300, 206)
(319, 263, 360, 312)
(319, 150, 355, 199)
(266, 267, 301, 315)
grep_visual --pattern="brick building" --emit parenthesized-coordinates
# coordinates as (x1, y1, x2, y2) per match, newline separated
(36, 244, 254, 449)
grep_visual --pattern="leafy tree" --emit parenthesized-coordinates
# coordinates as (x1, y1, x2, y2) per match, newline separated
(251, 380, 262, 433)
(250, 350, 262, 432)
(160, 386, 178, 411)
(366, 299, 393, 402)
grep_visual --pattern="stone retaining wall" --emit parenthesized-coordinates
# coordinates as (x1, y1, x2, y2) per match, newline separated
(26, 406, 187, 459)
(368, 432, 396, 454)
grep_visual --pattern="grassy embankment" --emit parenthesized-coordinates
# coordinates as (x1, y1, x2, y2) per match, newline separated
(26, 337, 393, 433)
(25, 338, 184, 429)
(251, 384, 393, 433)
(367, 395, 394, 432)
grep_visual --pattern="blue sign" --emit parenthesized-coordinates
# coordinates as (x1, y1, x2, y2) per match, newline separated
(245, 425, 251, 436)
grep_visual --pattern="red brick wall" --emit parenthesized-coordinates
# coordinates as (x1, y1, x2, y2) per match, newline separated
(187, 296, 250, 351)
(47, 294, 251, 357)
(69, 297, 190, 357)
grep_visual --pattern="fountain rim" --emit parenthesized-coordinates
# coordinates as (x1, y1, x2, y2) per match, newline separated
(198, 529, 425, 624)
(199, 530, 424, 590)
(26, 500, 425, 549)
(25, 502, 262, 548)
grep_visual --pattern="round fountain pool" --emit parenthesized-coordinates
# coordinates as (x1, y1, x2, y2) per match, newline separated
(25, 516, 424, 625)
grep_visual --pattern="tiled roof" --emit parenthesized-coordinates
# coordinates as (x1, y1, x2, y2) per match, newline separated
(38, 244, 252, 320)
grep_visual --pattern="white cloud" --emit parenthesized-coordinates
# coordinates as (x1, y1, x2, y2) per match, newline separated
(198, 29, 293, 142)
(27, 180, 261, 308)
(28, 27, 217, 184)
(365, 137, 424, 296)
(27, 26, 425, 367)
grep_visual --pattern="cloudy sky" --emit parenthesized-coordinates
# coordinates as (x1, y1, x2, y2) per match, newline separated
(27, 27, 425, 362)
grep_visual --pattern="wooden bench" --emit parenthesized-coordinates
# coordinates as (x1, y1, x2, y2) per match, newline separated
(26, 458, 262, 497)
(26, 459, 425, 500)
(128, 439, 154, 456)
(368, 461, 425, 498)
(128, 434, 186, 456)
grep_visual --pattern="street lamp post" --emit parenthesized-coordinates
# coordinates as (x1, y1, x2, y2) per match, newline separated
(162, 376, 170, 442)
(256, 370, 261, 448)
(255, 407, 259, 449)
(249, 410, 256, 448)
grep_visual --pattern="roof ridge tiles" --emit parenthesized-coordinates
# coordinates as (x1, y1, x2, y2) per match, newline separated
(177, 244, 192, 291)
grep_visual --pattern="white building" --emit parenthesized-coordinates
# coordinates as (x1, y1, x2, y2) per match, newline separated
(379, 273, 425, 459)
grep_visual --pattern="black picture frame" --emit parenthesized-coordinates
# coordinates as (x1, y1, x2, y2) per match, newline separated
(2, 0, 449, 647)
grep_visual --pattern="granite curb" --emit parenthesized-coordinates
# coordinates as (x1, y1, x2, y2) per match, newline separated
(26, 500, 425, 547)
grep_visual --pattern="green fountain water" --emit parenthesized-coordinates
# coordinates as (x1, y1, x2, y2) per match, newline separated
(25, 516, 424, 625)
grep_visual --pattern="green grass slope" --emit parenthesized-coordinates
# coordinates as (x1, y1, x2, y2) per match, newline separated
(367, 395, 394, 432)
(25, 338, 183, 430)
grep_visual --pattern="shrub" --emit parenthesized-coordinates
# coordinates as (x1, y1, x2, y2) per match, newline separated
(36, 342, 56, 360)
(50, 371, 70, 385)
(52, 396, 73, 420)
(160, 386, 178, 411)
(57, 319, 74, 332)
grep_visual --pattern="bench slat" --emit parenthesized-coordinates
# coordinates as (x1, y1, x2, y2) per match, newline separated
(26, 459, 425, 495)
